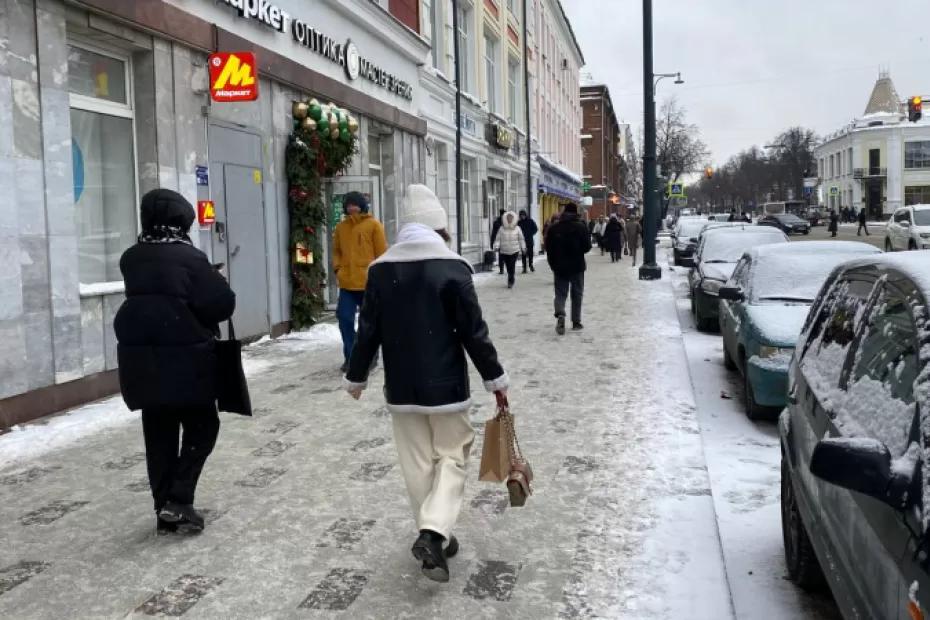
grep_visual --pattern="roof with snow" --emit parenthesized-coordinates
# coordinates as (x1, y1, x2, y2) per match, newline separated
(863, 71, 902, 115)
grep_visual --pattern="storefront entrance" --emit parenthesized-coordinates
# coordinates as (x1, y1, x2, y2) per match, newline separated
(325, 176, 381, 305)
(208, 124, 270, 339)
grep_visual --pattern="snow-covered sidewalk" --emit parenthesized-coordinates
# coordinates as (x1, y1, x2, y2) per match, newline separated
(1, 255, 732, 618)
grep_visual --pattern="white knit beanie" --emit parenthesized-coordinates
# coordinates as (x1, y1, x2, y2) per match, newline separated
(400, 184, 449, 231)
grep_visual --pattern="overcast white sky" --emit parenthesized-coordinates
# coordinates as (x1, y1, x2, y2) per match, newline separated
(561, 0, 930, 167)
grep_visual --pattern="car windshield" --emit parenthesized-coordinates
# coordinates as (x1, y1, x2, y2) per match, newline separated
(914, 210, 930, 226)
(778, 214, 804, 223)
(700, 231, 786, 263)
(750, 253, 870, 303)
(678, 220, 709, 238)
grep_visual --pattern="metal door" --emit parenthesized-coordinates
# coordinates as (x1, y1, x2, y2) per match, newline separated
(208, 124, 269, 339)
(325, 176, 379, 306)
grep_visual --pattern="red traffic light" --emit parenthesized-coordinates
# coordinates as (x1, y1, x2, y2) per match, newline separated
(909, 96, 923, 122)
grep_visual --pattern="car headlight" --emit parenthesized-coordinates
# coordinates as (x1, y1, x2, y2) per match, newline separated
(759, 345, 793, 358)
(920, 233, 930, 239)
(701, 278, 724, 295)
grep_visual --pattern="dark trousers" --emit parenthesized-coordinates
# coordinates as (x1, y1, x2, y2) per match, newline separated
(141, 406, 220, 511)
(554, 273, 584, 324)
(521, 243, 535, 272)
(502, 253, 519, 285)
(337, 289, 366, 363)
(857, 222, 869, 236)
(498, 251, 505, 274)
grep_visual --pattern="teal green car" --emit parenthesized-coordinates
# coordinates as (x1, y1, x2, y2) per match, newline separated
(718, 241, 880, 419)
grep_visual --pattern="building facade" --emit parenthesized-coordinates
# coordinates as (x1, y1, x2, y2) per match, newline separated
(0, 0, 427, 426)
(580, 83, 623, 219)
(816, 72, 930, 220)
(529, 0, 584, 224)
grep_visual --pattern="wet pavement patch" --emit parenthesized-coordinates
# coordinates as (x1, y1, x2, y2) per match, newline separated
(298, 568, 370, 611)
(20, 500, 89, 526)
(0, 466, 61, 486)
(251, 440, 295, 457)
(234, 467, 287, 488)
(370, 406, 390, 418)
(126, 479, 151, 493)
(264, 420, 300, 435)
(349, 463, 394, 482)
(561, 456, 598, 474)
(350, 437, 389, 452)
(271, 383, 300, 394)
(102, 452, 146, 470)
(550, 419, 578, 434)
(315, 518, 377, 550)
(463, 560, 521, 601)
(470, 488, 509, 515)
(136, 574, 224, 616)
(0, 561, 50, 596)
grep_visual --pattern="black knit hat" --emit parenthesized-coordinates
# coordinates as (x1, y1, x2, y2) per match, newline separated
(343, 191, 369, 213)
(563, 203, 578, 214)
(140, 189, 195, 233)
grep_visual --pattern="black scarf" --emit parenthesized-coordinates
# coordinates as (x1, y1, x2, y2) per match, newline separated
(138, 224, 193, 245)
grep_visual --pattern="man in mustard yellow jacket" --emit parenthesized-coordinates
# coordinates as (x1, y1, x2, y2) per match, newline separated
(333, 192, 388, 371)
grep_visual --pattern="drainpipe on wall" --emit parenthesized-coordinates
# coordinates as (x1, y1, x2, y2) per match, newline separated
(452, 0, 463, 255)
(523, 0, 532, 219)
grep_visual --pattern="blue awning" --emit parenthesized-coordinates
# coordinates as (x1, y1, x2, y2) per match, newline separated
(538, 184, 581, 201)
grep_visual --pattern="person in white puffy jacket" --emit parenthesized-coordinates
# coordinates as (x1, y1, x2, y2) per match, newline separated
(492, 211, 526, 289)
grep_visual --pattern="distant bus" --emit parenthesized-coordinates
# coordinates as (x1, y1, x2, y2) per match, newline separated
(761, 201, 807, 216)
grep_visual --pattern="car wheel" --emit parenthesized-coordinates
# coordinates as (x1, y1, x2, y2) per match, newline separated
(781, 457, 826, 591)
(723, 344, 737, 371)
(885, 238, 893, 252)
(744, 366, 773, 420)
(803, 229, 810, 235)
(909, 239, 918, 251)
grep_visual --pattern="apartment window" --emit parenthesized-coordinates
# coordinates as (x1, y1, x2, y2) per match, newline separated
(848, 148, 853, 174)
(905, 185, 930, 205)
(830, 155, 834, 178)
(68, 42, 138, 287)
(457, 2, 474, 94)
(507, 57, 520, 124)
(484, 32, 499, 113)
(905, 141, 930, 169)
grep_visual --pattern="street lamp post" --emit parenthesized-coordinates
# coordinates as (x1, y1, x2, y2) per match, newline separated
(639, 0, 682, 280)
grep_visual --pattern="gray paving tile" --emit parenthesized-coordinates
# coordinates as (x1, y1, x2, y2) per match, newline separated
(298, 568, 370, 611)
(0, 561, 50, 596)
(234, 466, 287, 488)
(315, 517, 376, 550)
(136, 574, 224, 616)
(463, 560, 521, 602)
(20, 500, 88, 525)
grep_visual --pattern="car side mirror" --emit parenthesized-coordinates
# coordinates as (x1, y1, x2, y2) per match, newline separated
(718, 286, 744, 301)
(902, 220, 911, 227)
(810, 437, 919, 510)
(689, 237, 698, 243)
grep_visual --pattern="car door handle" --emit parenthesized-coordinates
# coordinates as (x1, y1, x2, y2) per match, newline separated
(230, 244, 241, 258)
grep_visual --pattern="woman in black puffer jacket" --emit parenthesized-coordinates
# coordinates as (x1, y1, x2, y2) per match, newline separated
(114, 189, 235, 533)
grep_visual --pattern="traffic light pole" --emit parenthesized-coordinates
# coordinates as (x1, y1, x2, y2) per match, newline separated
(639, 0, 662, 280)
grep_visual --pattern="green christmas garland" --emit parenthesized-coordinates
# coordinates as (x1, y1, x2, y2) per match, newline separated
(285, 98, 359, 328)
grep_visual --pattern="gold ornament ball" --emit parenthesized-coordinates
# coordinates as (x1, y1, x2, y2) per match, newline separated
(292, 101, 309, 120)
(347, 117, 359, 134)
(301, 117, 317, 131)
(330, 128, 341, 140)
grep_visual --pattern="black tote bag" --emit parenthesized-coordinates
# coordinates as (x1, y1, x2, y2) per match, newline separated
(215, 320, 252, 416)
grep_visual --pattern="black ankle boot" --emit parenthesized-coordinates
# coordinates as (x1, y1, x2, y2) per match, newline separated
(411, 530, 449, 582)
(159, 501, 205, 532)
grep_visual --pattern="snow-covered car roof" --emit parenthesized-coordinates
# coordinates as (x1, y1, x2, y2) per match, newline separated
(748, 240, 880, 259)
(906, 204, 930, 212)
(677, 218, 710, 236)
(834, 252, 930, 295)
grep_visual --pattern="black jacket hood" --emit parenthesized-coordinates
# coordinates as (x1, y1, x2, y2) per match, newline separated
(140, 189, 196, 232)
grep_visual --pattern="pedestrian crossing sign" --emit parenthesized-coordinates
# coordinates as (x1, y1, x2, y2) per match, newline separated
(668, 182, 684, 197)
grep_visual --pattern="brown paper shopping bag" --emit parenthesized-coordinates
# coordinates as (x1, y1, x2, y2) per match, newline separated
(479, 414, 511, 482)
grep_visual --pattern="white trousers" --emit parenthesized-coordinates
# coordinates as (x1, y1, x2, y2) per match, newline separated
(391, 412, 475, 540)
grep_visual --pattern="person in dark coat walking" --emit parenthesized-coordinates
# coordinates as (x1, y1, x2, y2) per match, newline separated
(603, 214, 625, 262)
(490, 209, 505, 274)
(541, 213, 559, 255)
(546, 203, 592, 333)
(828, 210, 839, 237)
(857, 208, 870, 236)
(517, 210, 539, 273)
(345, 184, 508, 583)
(114, 189, 236, 533)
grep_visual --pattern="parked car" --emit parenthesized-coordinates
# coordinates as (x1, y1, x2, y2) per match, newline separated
(884, 204, 930, 252)
(672, 217, 709, 266)
(718, 241, 881, 419)
(758, 213, 812, 235)
(780, 252, 930, 619)
(689, 226, 788, 331)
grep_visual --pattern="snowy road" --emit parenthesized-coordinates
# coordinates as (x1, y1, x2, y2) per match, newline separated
(2, 251, 734, 618)
(667, 248, 841, 620)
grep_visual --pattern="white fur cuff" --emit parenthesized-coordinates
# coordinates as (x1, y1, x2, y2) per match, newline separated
(483, 372, 510, 393)
(343, 377, 368, 391)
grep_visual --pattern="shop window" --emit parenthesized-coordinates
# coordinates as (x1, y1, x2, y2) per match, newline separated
(905, 141, 930, 169)
(68, 43, 138, 287)
(904, 185, 930, 205)
(457, 2, 474, 95)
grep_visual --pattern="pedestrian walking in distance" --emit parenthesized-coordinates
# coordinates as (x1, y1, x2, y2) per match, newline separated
(546, 203, 592, 334)
(626, 216, 643, 266)
(517, 210, 538, 273)
(333, 192, 388, 373)
(593, 216, 607, 255)
(490, 209, 506, 275)
(344, 184, 509, 583)
(829, 210, 839, 238)
(857, 207, 870, 236)
(604, 214, 625, 263)
(493, 211, 527, 288)
(114, 189, 236, 533)
(541, 213, 559, 255)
